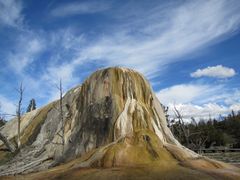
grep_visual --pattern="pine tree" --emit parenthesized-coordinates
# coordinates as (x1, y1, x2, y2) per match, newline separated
(26, 98, 36, 112)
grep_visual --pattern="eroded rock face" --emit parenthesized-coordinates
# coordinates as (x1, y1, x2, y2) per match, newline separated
(64, 67, 186, 160)
(0, 67, 202, 175)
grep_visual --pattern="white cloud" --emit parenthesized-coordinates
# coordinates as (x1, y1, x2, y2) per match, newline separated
(50, 1, 110, 17)
(0, 0, 23, 27)
(8, 34, 45, 74)
(39, 29, 86, 102)
(191, 65, 236, 78)
(8, 0, 240, 81)
(156, 84, 221, 104)
(43, 63, 77, 86)
(0, 95, 16, 116)
(2, 28, 86, 106)
(230, 103, 240, 112)
(224, 90, 240, 105)
(61, 0, 240, 78)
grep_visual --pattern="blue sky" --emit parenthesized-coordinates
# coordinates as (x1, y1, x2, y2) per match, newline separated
(0, 0, 239, 120)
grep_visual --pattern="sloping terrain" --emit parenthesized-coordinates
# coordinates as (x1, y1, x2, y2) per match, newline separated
(0, 67, 240, 179)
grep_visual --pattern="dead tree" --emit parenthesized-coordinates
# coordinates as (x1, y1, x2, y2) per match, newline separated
(172, 108, 209, 151)
(0, 83, 24, 152)
(173, 106, 190, 147)
(59, 79, 65, 153)
(52, 79, 65, 154)
(161, 104, 175, 134)
(16, 82, 24, 149)
(161, 104, 170, 127)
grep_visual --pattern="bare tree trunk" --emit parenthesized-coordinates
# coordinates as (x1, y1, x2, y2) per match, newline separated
(56, 79, 65, 154)
(59, 80, 64, 153)
(51, 80, 65, 155)
(16, 83, 23, 149)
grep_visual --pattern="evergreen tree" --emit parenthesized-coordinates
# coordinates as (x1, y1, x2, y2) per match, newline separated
(0, 117, 6, 127)
(26, 98, 36, 112)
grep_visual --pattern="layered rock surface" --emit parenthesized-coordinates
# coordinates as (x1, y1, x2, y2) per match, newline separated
(0, 67, 239, 179)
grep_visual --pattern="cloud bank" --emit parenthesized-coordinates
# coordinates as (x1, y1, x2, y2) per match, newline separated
(157, 84, 240, 121)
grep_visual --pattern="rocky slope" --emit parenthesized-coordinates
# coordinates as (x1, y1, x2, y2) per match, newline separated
(0, 67, 239, 179)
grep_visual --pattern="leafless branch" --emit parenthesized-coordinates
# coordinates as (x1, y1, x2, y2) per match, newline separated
(16, 82, 24, 149)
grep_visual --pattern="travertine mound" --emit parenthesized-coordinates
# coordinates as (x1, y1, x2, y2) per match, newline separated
(0, 67, 239, 179)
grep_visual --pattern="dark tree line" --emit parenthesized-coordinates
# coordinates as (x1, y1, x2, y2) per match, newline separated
(168, 110, 240, 150)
